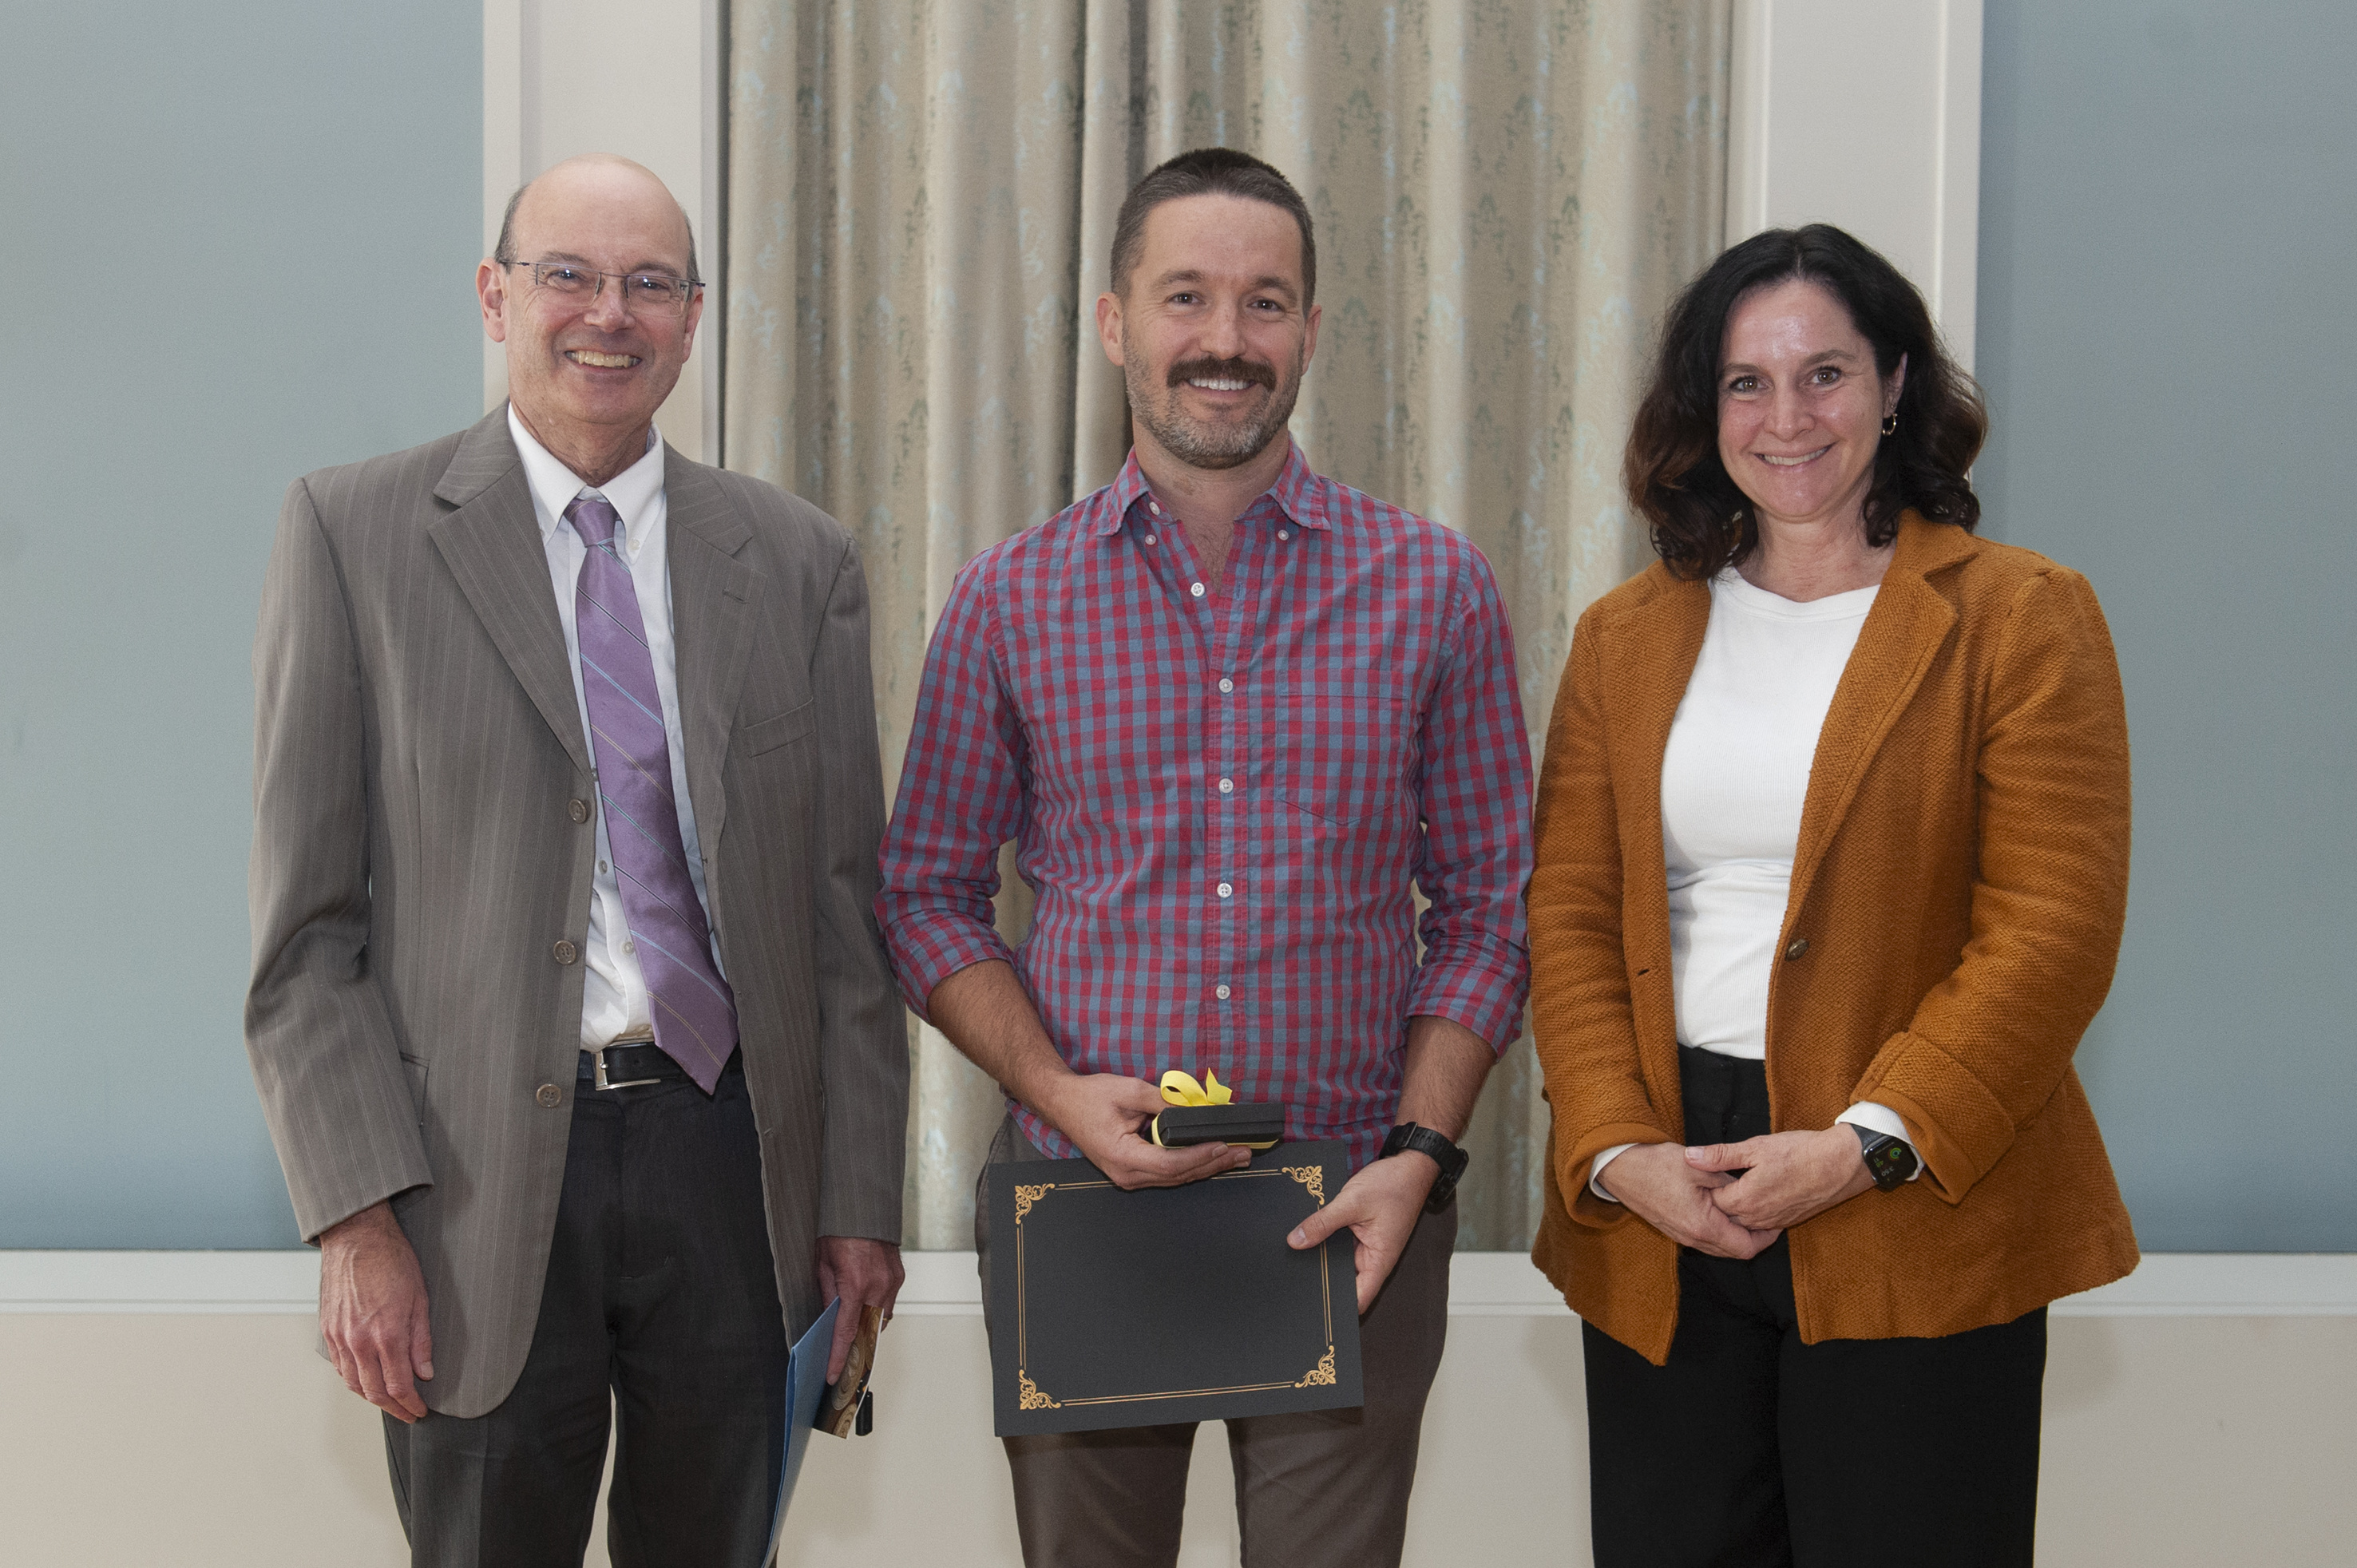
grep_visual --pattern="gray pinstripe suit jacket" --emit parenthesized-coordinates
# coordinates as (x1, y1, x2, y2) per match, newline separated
(246, 409, 908, 1418)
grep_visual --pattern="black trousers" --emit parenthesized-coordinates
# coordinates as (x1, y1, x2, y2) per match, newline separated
(383, 1053, 788, 1568)
(1583, 1047, 2046, 1568)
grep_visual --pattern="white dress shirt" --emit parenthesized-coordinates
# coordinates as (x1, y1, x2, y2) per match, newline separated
(507, 406, 724, 1051)
(1592, 569, 1916, 1198)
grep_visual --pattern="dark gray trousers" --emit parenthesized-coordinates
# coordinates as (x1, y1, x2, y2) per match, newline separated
(383, 1055, 788, 1568)
(975, 1116, 1454, 1568)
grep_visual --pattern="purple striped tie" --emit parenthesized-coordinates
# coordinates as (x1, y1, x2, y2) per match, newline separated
(566, 495, 739, 1091)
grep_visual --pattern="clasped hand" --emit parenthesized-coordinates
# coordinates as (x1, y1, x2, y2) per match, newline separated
(1601, 1127, 1874, 1259)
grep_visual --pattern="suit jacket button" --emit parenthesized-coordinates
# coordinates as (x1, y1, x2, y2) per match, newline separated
(553, 940, 579, 964)
(1785, 937, 1810, 960)
(535, 1083, 563, 1108)
(568, 798, 591, 823)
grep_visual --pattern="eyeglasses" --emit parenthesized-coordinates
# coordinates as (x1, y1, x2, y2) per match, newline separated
(506, 259, 701, 315)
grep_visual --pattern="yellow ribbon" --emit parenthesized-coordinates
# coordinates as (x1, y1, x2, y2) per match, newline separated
(1152, 1069, 1276, 1149)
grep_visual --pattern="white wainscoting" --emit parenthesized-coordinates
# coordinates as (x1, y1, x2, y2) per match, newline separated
(6, 1248, 2352, 1317)
(3, 1253, 2352, 1566)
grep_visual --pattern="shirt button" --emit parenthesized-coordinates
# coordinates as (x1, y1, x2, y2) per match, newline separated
(1218, 678, 1234, 693)
(1190, 581, 1206, 598)
(535, 1083, 563, 1108)
(622, 940, 636, 956)
(1217, 882, 1233, 899)
(1144, 533, 1157, 544)
(1785, 938, 1811, 960)
(1214, 984, 1231, 1000)
(568, 798, 590, 823)
(598, 860, 608, 873)
(1278, 529, 1290, 540)
(553, 940, 578, 965)
(1218, 778, 1234, 794)
(1149, 501, 1161, 515)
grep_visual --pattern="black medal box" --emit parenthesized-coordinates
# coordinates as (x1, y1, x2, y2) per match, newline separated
(985, 1142, 1365, 1436)
(1150, 1100, 1285, 1147)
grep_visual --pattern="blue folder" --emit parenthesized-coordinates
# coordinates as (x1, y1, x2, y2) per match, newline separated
(763, 1297, 841, 1565)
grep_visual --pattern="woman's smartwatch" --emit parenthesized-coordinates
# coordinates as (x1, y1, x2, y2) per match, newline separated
(1852, 1124, 1921, 1191)
(1381, 1123, 1470, 1212)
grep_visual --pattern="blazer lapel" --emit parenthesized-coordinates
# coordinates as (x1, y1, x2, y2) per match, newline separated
(426, 411, 593, 778)
(663, 451, 763, 857)
(1785, 515, 1975, 921)
(1598, 570, 1712, 1101)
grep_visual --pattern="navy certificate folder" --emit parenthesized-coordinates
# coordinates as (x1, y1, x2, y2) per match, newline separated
(986, 1142, 1365, 1436)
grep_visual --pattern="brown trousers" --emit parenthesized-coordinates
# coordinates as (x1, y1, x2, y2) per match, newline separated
(975, 1116, 1455, 1568)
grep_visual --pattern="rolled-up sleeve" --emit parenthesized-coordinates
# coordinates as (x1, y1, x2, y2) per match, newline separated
(875, 560, 1027, 1019)
(1404, 546, 1535, 1051)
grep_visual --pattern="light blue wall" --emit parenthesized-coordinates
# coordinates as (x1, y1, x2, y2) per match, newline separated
(0, 2, 481, 1245)
(4, 5, 2344, 1253)
(1976, 2, 2357, 1248)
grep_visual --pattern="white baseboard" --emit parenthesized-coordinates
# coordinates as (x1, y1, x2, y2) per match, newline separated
(2, 1249, 2351, 1317)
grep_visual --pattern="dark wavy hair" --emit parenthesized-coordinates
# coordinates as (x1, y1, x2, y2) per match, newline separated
(1624, 224, 1986, 580)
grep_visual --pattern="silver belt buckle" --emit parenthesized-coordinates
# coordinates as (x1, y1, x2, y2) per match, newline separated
(593, 1045, 663, 1091)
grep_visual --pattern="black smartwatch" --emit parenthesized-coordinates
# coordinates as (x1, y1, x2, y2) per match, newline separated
(1381, 1123, 1469, 1213)
(1852, 1123, 1920, 1192)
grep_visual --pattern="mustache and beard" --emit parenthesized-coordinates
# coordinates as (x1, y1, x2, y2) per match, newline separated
(1123, 343, 1302, 471)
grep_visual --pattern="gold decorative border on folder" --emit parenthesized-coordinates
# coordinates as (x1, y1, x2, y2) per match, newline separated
(1011, 1166, 1339, 1410)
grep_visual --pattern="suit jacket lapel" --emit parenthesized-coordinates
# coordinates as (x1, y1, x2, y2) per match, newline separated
(1599, 569, 1712, 1102)
(1786, 515, 1975, 921)
(663, 450, 762, 857)
(427, 410, 593, 778)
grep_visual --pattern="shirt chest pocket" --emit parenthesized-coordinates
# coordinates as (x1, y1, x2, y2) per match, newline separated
(1273, 691, 1417, 828)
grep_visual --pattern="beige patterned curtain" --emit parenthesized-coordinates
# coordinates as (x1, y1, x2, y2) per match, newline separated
(726, 1, 1729, 1249)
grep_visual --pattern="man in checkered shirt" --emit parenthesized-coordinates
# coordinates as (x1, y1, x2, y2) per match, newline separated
(876, 148, 1534, 1568)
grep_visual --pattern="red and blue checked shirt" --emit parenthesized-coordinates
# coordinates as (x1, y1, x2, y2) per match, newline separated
(876, 445, 1533, 1169)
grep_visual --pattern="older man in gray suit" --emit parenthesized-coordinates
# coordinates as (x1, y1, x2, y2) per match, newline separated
(246, 154, 908, 1566)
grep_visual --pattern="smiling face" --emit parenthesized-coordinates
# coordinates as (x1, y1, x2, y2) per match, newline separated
(1096, 193, 1319, 473)
(1716, 277, 1904, 538)
(477, 157, 703, 461)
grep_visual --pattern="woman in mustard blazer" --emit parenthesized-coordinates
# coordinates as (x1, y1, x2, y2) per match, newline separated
(1528, 224, 2137, 1566)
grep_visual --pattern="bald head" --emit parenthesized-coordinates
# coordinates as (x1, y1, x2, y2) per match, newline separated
(477, 152, 707, 487)
(494, 155, 699, 285)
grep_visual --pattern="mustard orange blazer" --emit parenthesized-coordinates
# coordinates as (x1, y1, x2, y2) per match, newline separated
(1528, 513, 2139, 1364)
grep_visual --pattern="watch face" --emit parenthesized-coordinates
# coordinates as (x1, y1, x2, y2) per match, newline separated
(1864, 1138, 1917, 1191)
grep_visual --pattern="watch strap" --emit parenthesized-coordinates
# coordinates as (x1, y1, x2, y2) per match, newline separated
(1850, 1122, 1920, 1192)
(1381, 1122, 1468, 1213)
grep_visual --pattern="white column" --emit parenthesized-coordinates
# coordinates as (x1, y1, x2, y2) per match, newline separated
(1726, 0, 1983, 367)
(481, 0, 726, 461)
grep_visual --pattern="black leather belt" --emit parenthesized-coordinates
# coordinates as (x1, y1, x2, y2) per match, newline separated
(580, 1041, 675, 1090)
(578, 1042, 743, 1091)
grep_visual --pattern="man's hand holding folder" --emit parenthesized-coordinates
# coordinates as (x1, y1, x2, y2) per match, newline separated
(1288, 1014, 1494, 1310)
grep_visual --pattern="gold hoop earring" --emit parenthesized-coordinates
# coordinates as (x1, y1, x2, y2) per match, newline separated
(1880, 413, 1898, 437)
